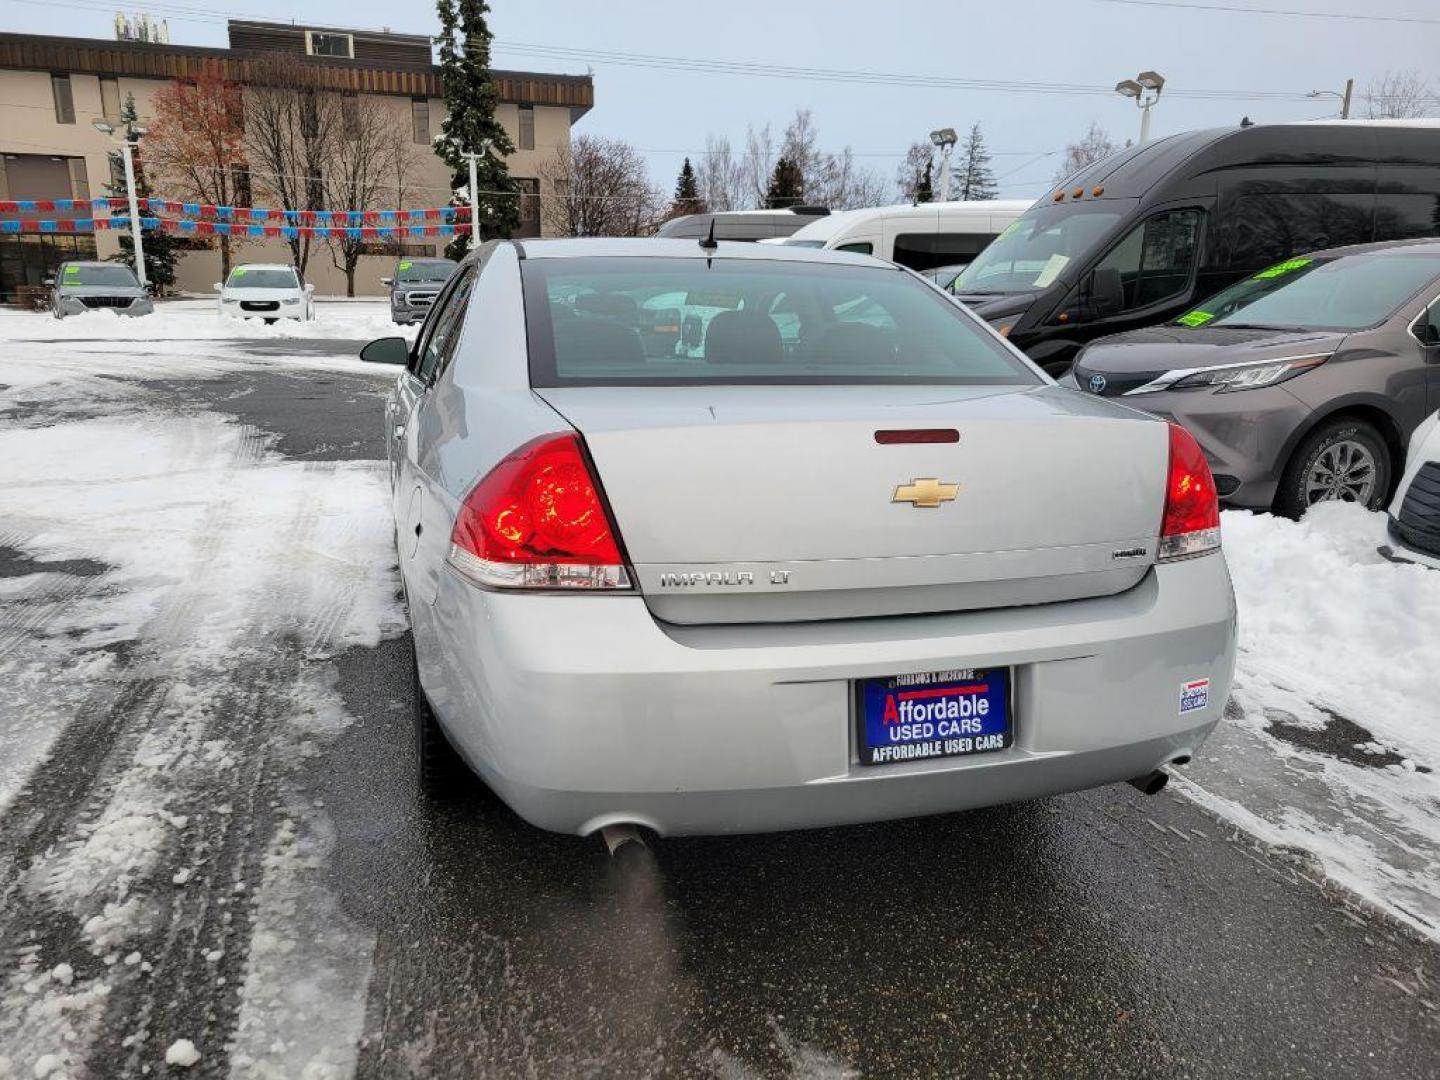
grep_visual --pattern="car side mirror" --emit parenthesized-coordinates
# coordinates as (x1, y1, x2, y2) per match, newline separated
(1085, 267, 1125, 317)
(304, 283, 315, 294)
(380, 277, 393, 287)
(213, 283, 222, 291)
(43, 277, 55, 287)
(360, 336, 410, 366)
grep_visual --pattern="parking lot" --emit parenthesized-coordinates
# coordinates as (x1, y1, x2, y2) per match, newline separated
(0, 304, 1436, 1077)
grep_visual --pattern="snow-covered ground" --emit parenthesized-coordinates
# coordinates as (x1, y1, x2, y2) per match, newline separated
(0, 319, 1437, 1073)
(0, 297, 415, 344)
(0, 333, 405, 1077)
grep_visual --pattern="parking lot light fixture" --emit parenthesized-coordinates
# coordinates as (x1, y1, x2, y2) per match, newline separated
(1116, 71, 1164, 144)
(929, 127, 958, 202)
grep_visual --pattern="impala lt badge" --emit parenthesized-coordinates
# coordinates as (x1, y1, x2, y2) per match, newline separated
(892, 478, 959, 508)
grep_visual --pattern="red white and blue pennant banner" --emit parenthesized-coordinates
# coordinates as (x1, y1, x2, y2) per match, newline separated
(0, 198, 472, 225)
(83, 217, 462, 239)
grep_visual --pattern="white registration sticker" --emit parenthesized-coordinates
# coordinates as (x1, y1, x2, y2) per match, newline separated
(1179, 678, 1211, 715)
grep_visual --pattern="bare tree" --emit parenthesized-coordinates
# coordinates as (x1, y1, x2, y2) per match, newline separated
(539, 135, 664, 237)
(1363, 70, 1435, 119)
(742, 123, 775, 209)
(243, 52, 344, 278)
(324, 95, 409, 297)
(1054, 122, 1120, 183)
(144, 72, 247, 276)
(779, 110, 889, 209)
(697, 135, 745, 212)
(897, 142, 934, 204)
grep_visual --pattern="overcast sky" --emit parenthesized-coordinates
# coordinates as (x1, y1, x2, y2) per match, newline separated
(7, 0, 1437, 199)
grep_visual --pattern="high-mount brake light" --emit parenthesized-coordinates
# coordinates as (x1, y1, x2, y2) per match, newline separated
(447, 433, 632, 590)
(1158, 422, 1221, 561)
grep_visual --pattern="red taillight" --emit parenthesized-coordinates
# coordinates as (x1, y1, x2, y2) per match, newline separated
(447, 433, 631, 590)
(1159, 422, 1221, 561)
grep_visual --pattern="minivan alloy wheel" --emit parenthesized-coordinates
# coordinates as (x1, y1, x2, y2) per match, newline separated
(1304, 438, 1377, 505)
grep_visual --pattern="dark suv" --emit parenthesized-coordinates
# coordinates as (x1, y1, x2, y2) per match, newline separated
(383, 258, 458, 325)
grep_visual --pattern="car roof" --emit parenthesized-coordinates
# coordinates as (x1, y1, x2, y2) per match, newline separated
(60, 261, 115, 268)
(785, 199, 1034, 244)
(512, 237, 892, 265)
(231, 263, 298, 271)
(1293, 237, 1440, 261)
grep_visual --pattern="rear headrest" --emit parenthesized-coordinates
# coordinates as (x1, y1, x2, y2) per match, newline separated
(704, 310, 783, 365)
(552, 316, 644, 368)
(810, 321, 895, 365)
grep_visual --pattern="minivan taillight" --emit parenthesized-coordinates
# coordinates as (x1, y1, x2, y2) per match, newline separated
(1158, 422, 1221, 561)
(447, 433, 632, 590)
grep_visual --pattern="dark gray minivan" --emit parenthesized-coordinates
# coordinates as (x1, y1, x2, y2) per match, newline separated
(1065, 239, 1440, 516)
(383, 258, 458, 324)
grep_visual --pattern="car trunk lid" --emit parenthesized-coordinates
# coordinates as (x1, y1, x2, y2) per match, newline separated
(538, 384, 1167, 624)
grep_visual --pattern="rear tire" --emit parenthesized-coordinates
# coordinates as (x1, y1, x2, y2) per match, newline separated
(412, 645, 468, 801)
(1273, 417, 1391, 519)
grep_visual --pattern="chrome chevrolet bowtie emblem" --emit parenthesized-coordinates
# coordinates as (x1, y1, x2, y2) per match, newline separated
(892, 478, 959, 508)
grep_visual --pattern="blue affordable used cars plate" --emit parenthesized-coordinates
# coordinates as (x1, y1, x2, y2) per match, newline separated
(857, 668, 1011, 766)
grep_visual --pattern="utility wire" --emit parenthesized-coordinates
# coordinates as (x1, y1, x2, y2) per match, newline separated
(1094, 0, 1440, 26)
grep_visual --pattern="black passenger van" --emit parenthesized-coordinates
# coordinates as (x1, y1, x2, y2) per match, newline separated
(956, 121, 1440, 372)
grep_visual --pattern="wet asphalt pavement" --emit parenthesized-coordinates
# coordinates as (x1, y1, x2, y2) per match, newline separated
(7, 345, 1440, 1078)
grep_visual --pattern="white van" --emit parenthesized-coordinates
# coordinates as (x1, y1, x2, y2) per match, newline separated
(783, 200, 1032, 275)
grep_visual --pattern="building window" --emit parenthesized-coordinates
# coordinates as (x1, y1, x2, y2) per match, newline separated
(514, 177, 540, 238)
(341, 92, 360, 137)
(411, 98, 430, 145)
(100, 77, 122, 123)
(51, 74, 74, 124)
(306, 31, 353, 58)
(518, 104, 535, 151)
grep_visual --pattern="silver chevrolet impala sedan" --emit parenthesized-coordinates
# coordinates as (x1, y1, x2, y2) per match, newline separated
(363, 238, 1237, 837)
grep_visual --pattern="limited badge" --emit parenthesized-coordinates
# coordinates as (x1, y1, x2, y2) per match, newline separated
(1179, 678, 1210, 715)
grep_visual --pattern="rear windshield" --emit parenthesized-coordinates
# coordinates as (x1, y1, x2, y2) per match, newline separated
(396, 259, 457, 283)
(1175, 252, 1440, 332)
(227, 267, 298, 289)
(521, 257, 1038, 387)
(60, 264, 138, 287)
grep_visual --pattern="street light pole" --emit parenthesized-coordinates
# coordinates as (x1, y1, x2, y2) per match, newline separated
(119, 137, 146, 289)
(94, 118, 148, 289)
(929, 128, 958, 203)
(1307, 79, 1355, 120)
(1116, 71, 1165, 145)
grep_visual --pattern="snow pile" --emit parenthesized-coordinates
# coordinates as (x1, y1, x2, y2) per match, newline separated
(0, 299, 417, 344)
(164, 1039, 201, 1067)
(1179, 505, 1440, 941)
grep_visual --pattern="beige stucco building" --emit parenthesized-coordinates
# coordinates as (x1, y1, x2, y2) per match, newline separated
(0, 22, 592, 300)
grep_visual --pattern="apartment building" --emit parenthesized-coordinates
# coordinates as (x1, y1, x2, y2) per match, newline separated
(0, 21, 593, 300)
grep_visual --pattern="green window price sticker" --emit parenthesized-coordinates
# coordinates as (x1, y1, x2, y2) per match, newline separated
(1177, 310, 1214, 327)
(1253, 257, 1311, 281)
(398, 261, 413, 270)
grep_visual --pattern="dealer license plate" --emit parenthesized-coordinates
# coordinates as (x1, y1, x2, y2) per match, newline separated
(856, 668, 1012, 766)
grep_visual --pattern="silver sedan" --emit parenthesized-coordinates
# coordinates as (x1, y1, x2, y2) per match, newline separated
(362, 238, 1237, 837)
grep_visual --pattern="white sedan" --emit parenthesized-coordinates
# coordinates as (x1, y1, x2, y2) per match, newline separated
(1383, 409, 1440, 570)
(215, 264, 314, 322)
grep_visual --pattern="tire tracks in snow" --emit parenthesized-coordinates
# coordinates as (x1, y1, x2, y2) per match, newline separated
(0, 414, 397, 1078)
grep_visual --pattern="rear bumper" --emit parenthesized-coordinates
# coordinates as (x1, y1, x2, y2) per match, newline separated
(419, 555, 1237, 836)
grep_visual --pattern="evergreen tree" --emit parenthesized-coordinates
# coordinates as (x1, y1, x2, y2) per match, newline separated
(105, 94, 179, 293)
(765, 156, 804, 208)
(670, 157, 706, 217)
(434, 0, 517, 259)
(954, 123, 998, 201)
